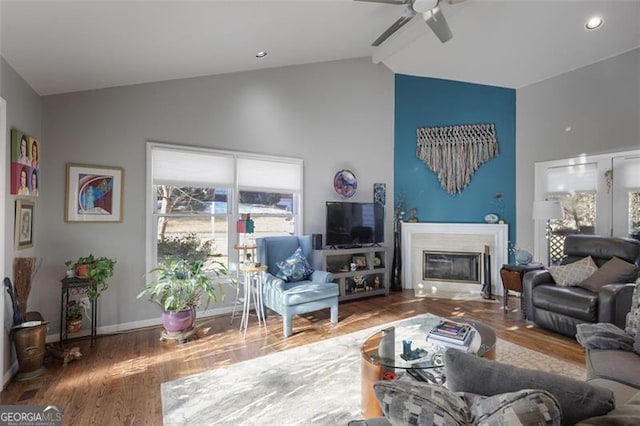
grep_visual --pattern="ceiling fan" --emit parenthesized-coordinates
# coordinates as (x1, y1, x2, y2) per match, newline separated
(356, 0, 466, 46)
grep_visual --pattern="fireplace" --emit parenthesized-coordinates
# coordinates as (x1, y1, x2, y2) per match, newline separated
(423, 251, 481, 284)
(401, 223, 508, 296)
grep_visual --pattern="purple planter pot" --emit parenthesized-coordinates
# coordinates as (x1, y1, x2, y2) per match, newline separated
(162, 307, 196, 335)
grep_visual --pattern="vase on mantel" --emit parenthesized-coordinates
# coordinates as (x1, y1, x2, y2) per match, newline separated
(390, 219, 402, 291)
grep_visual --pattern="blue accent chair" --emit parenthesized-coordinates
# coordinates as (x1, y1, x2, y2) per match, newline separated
(257, 235, 339, 337)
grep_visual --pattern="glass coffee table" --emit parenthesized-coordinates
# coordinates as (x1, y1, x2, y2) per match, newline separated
(360, 315, 496, 418)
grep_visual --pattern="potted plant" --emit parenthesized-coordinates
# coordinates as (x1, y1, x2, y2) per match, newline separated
(137, 258, 228, 335)
(67, 254, 117, 301)
(66, 300, 84, 333)
(64, 260, 75, 278)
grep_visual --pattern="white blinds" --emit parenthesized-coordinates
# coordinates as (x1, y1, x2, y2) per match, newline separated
(545, 163, 597, 193)
(237, 158, 302, 191)
(620, 156, 640, 189)
(152, 147, 235, 187)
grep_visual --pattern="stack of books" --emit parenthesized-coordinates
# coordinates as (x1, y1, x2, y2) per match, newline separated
(427, 320, 475, 352)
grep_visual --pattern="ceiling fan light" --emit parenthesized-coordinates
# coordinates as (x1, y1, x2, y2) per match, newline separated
(424, 7, 453, 43)
(585, 16, 603, 30)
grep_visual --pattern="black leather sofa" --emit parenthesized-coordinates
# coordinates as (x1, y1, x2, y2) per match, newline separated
(523, 234, 640, 338)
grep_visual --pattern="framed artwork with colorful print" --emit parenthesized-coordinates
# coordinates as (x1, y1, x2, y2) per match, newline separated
(65, 163, 124, 223)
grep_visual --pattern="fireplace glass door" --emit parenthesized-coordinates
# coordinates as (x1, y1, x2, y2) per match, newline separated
(423, 251, 481, 284)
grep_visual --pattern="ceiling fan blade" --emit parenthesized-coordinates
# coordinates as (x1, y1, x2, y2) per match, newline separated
(424, 6, 453, 43)
(372, 13, 416, 46)
(353, 0, 412, 4)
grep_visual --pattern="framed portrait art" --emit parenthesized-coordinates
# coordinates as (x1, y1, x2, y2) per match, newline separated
(10, 128, 42, 197)
(65, 164, 124, 223)
(15, 200, 34, 250)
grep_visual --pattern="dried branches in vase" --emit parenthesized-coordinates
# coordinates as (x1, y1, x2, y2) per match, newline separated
(12, 257, 41, 324)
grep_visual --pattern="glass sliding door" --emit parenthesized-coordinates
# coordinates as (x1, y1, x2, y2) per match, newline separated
(612, 155, 640, 239)
(534, 149, 640, 263)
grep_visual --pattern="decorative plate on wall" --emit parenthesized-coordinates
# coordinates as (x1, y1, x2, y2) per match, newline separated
(334, 169, 357, 198)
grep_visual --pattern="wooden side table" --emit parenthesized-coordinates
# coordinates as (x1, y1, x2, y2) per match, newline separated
(500, 263, 544, 318)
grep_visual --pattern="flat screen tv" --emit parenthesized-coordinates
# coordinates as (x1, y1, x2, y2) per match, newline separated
(326, 202, 384, 248)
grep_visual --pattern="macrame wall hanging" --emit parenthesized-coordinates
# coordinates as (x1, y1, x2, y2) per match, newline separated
(416, 123, 498, 195)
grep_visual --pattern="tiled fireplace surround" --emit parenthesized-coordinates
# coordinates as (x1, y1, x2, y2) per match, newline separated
(401, 223, 509, 297)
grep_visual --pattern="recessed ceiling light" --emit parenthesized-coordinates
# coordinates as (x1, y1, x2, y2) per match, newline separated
(585, 16, 603, 30)
(256, 51, 267, 58)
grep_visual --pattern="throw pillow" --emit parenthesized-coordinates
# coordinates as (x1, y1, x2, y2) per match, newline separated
(372, 381, 563, 426)
(444, 349, 615, 425)
(275, 246, 314, 282)
(373, 381, 469, 425)
(578, 257, 639, 292)
(548, 256, 598, 287)
(464, 390, 561, 425)
(625, 277, 640, 337)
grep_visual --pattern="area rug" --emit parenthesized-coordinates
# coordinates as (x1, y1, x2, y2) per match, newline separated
(161, 314, 584, 425)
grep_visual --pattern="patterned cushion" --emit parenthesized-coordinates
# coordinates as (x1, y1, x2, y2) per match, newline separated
(275, 246, 314, 282)
(373, 381, 562, 426)
(625, 278, 640, 337)
(578, 257, 639, 292)
(549, 256, 598, 287)
(374, 381, 469, 425)
(464, 390, 561, 425)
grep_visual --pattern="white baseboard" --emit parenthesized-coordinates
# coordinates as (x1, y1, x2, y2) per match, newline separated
(45, 305, 237, 342)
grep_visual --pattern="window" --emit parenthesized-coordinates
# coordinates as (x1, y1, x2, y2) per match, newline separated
(147, 143, 302, 277)
(535, 149, 640, 264)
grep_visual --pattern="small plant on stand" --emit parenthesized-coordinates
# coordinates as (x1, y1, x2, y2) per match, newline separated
(66, 300, 83, 333)
(66, 297, 90, 334)
(67, 254, 117, 302)
(64, 261, 75, 278)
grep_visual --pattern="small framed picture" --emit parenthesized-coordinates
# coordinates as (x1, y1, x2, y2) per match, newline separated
(65, 163, 124, 223)
(352, 255, 367, 269)
(15, 199, 34, 250)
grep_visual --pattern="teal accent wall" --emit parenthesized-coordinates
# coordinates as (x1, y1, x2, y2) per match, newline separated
(394, 74, 516, 245)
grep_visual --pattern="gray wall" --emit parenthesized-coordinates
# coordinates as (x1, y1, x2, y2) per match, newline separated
(38, 58, 394, 334)
(1, 57, 43, 378)
(516, 48, 640, 252)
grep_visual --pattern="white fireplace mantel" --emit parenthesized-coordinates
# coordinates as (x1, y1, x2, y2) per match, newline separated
(400, 222, 509, 296)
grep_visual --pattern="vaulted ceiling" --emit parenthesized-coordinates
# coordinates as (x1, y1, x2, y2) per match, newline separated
(1, 0, 638, 96)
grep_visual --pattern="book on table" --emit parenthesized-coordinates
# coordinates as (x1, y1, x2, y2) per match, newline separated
(429, 320, 472, 342)
(427, 320, 475, 349)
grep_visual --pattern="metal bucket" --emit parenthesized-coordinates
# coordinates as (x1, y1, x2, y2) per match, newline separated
(12, 322, 48, 381)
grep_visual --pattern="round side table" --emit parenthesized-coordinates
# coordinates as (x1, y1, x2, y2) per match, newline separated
(238, 264, 268, 336)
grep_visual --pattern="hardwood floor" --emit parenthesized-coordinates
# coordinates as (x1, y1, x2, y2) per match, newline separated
(0, 290, 584, 425)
